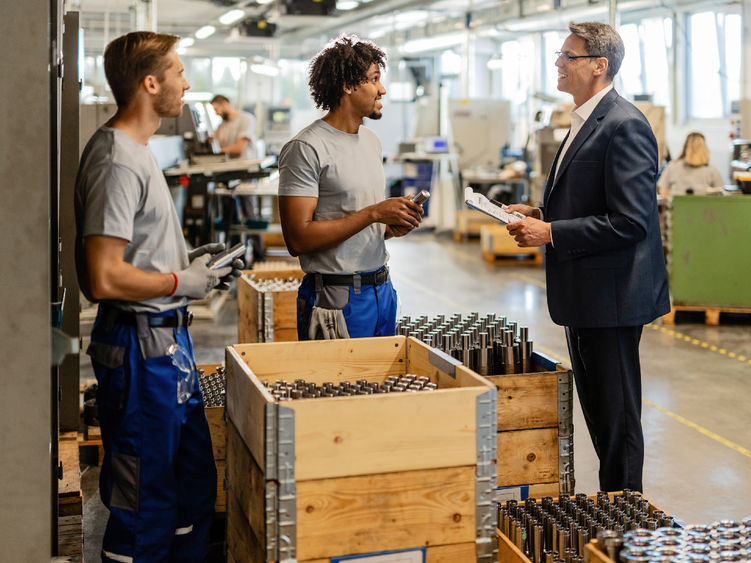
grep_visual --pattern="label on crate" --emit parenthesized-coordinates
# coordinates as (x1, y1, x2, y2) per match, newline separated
(332, 547, 425, 563)
(495, 485, 530, 503)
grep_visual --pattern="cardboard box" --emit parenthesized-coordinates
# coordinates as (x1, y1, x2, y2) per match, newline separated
(225, 336, 498, 562)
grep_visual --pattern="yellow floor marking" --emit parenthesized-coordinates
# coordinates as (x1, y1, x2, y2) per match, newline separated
(644, 398, 751, 460)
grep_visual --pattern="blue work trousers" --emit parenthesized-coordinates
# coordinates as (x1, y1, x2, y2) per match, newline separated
(297, 271, 398, 339)
(88, 306, 216, 562)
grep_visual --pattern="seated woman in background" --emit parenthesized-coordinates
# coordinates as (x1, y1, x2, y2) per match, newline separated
(657, 132, 724, 199)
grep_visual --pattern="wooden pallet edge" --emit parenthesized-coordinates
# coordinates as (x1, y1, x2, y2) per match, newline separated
(662, 304, 751, 326)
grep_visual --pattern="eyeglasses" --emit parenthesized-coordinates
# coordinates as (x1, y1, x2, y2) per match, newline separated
(555, 51, 603, 62)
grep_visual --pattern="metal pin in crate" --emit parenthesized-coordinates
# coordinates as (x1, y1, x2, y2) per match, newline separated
(396, 312, 535, 375)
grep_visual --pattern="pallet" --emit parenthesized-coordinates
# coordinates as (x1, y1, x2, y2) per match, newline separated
(78, 425, 104, 466)
(662, 304, 751, 326)
(57, 514, 83, 562)
(481, 224, 542, 267)
(454, 209, 497, 242)
(59, 432, 83, 517)
(482, 250, 542, 266)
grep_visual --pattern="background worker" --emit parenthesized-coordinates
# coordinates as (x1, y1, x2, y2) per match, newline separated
(657, 131, 725, 199)
(75, 31, 242, 562)
(506, 21, 670, 493)
(210, 94, 263, 259)
(278, 35, 424, 340)
(210, 94, 258, 159)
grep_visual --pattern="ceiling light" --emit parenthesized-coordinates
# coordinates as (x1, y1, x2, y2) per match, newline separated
(195, 25, 216, 39)
(400, 32, 464, 54)
(256, 0, 274, 4)
(178, 37, 195, 48)
(250, 63, 280, 77)
(219, 9, 245, 25)
(336, 0, 359, 9)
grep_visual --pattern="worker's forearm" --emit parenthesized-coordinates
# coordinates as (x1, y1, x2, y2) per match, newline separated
(89, 261, 176, 302)
(284, 206, 377, 255)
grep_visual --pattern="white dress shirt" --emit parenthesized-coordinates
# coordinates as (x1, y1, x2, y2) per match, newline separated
(554, 84, 613, 180)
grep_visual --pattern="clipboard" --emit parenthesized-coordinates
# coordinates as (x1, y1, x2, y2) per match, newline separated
(464, 187, 525, 225)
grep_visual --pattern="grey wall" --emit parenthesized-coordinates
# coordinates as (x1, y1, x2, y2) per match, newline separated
(0, 0, 53, 559)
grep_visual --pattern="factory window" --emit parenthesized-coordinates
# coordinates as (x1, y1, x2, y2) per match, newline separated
(618, 18, 671, 112)
(542, 30, 568, 97)
(500, 38, 535, 105)
(185, 58, 212, 93)
(212, 57, 243, 100)
(688, 11, 741, 118)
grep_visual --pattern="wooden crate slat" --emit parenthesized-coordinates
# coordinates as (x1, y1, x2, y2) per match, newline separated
(296, 466, 476, 561)
(289, 387, 481, 480)
(425, 542, 479, 562)
(231, 337, 407, 382)
(227, 492, 265, 563)
(497, 427, 559, 487)
(487, 372, 558, 431)
(226, 420, 266, 542)
(226, 346, 273, 471)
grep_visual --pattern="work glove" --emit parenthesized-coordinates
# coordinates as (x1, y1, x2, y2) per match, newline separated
(188, 242, 226, 262)
(174, 254, 232, 299)
(308, 306, 350, 340)
(216, 258, 245, 291)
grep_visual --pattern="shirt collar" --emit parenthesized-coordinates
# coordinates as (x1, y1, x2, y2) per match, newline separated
(571, 84, 613, 124)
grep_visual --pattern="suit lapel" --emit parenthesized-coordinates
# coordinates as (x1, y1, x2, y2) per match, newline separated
(544, 89, 620, 206)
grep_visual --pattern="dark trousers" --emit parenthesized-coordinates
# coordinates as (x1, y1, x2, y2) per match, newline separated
(565, 325, 644, 492)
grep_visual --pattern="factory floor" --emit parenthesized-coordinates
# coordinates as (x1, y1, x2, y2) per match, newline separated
(79, 230, 751, 562)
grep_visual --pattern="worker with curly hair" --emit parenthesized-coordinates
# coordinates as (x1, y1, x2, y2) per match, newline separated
(278, 35, 424, 340)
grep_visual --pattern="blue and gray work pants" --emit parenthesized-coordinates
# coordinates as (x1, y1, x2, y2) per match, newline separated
(88, 305, 216, 562)
(297, 265, 398, 339)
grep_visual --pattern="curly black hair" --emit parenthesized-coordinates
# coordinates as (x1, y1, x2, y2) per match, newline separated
(308, 35, 387, 112)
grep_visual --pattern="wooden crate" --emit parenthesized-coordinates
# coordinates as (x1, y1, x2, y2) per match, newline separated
(198, 363, 228, 514)
(237, 267, 305, 344)
(225, 336, 498, 562)
(485, 351, 574, 498)
(497, 492, 674, 563)
(454, 209, 497, 241)
(480, 224, 542, 265)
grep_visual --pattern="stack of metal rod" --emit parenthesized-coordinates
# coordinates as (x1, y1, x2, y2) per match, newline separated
(198, 366, 226, 407)
(262, 374, 438, 401)
(498, 491, 679, 563)
(247, 276, 301, 292)
(396, 313, 534, 375)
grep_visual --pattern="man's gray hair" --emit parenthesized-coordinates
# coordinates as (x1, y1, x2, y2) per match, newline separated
(568, 21, 624, 81)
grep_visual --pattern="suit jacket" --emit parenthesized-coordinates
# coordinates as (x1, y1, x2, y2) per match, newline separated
(540, 89, 670, 328)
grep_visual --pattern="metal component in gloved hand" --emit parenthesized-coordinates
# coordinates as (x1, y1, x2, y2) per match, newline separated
(188, 242, 225, 262)
(175, 254, 232, 299)
(216, 258, 245, 291)
(308, 306, 350, 340)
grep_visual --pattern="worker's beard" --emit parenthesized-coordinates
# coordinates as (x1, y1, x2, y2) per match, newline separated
(154, 82, 183, 118)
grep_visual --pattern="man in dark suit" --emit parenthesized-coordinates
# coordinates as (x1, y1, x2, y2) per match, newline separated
(507, 21, 670, 492)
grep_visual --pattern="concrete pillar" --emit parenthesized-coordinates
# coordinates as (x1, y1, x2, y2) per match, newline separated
(0, 0, 54, 559)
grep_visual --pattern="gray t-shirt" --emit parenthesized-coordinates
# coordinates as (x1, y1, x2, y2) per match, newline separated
(657, 160, 725, 196)
(215, 111, 257, 160)
(278, 119, 388, 275)
(75, 127, 189, 313)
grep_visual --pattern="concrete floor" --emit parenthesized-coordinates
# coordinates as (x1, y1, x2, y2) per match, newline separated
(80, 230, 751, 561)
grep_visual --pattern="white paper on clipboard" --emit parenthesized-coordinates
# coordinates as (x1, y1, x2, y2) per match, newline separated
(464, 187, 525, 225)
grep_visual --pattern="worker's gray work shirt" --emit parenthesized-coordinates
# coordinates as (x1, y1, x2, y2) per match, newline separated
(75, 127, 189, 313)
(278, 119, 388, 275)
(215, 111, 257, 159)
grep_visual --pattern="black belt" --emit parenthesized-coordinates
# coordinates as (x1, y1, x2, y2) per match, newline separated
(319, 266, 389, 286)
(109, 309, 193, 328)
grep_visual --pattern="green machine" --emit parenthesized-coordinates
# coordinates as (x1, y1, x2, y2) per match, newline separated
(669, 195, 751, 307)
